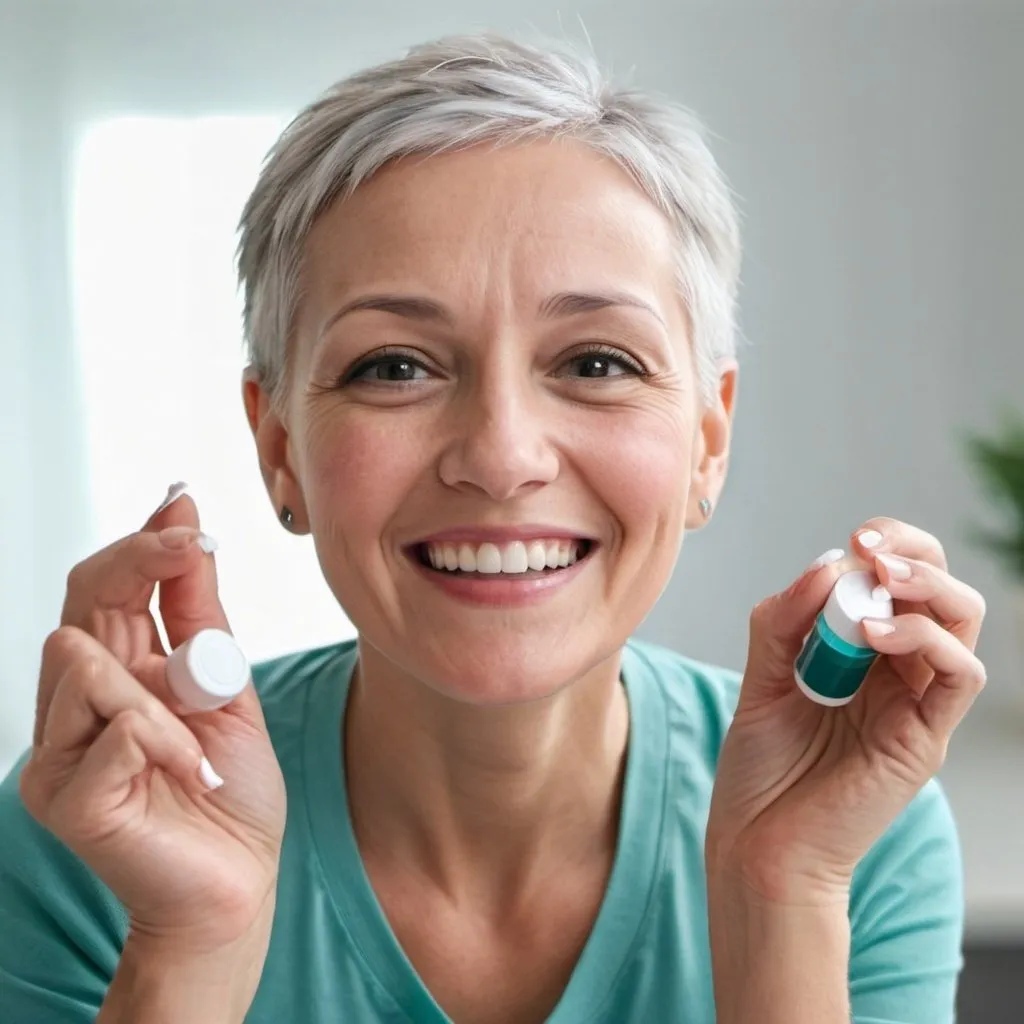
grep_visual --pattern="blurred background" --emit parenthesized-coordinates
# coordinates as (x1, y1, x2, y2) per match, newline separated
(2, 0, 1022, 1017)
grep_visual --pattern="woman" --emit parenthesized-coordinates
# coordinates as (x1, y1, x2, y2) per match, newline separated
(0, 34, 985, 1024)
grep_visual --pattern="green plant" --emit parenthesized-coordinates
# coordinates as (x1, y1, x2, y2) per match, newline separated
(964, 413, 1024, 581)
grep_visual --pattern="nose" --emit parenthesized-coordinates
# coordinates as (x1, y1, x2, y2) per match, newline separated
(437, 374, 560, 501)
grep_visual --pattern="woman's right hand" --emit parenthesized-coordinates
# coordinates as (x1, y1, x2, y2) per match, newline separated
(18, 486, 287, 957)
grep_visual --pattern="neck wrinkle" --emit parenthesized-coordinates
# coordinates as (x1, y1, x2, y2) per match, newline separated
(344, 642, 630, 910)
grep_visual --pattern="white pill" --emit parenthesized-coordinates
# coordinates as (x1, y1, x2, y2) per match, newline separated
(166, 629, 250, 712)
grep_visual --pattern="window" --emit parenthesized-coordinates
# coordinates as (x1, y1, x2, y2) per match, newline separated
(73, 116, 355, 662)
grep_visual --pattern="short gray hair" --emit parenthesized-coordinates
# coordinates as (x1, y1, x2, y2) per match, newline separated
(236, 33, 742, 405)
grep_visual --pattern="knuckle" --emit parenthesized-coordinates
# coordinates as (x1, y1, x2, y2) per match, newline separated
(64, 560, 90, 597)
(971, 658, 987, 692)
(748, 598, 774, 635)
(861, 514, 896, 531)
(41, 625, 90, 667)
(108, 707, 147, 742)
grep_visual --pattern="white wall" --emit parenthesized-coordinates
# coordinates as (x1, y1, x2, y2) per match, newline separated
(2, 0, 1022, 936)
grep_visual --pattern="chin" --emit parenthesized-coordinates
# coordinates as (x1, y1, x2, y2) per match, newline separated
(410, 632, 621, 706)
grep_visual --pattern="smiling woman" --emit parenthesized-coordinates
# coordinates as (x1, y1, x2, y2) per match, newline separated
(0, 31, 984, 1024)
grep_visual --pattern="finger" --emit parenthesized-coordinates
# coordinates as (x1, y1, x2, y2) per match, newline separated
(40, 629, 197, 756)
(145, 491, 231, 652)
(141, 480, 190, 529)
(852, 517, 948, 571)
(861, 613, 986, 735)
(40, 708, 220, 846)
(741, 549, 848, 702)
(871, 553, 986, 648)
(35, 626, 93, 748)
(144, 494, 268, 723)
(61, 527, 216, 633)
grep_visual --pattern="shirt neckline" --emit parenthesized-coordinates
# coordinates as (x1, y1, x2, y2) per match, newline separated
(302, 641, 670, 1022)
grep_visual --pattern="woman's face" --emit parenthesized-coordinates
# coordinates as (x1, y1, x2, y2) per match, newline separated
(256, 138, 735, 704)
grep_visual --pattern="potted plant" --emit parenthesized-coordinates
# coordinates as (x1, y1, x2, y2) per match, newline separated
(964, 412, 1024, 642)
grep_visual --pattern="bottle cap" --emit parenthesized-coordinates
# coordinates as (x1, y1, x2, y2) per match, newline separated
(821, 570, 894, 648)
(166, 629, 250, 712)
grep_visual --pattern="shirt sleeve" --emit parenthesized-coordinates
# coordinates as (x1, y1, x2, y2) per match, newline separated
(0, 752, 127, 1022)
(848, 778, 964, 1024)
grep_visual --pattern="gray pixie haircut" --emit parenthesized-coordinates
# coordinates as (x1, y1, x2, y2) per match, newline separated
(236, 33, 742, 405)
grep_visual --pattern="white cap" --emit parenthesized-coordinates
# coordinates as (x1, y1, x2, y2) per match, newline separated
(821, 570, 894, 648)
(166, 629, 250, 712)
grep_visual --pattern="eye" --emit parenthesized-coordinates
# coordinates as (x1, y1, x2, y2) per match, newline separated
(344, 350, 432, 385)
(560, 345, 646, 379)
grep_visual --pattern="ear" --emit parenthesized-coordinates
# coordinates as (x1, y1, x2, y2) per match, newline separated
(242, 368, 308, 532)
(686, 360, 738, 529)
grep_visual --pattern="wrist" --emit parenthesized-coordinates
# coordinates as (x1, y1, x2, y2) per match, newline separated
(707, 880, 851, 1024)
(706, 831, 854, 907)
(99, 906, 275, 1024)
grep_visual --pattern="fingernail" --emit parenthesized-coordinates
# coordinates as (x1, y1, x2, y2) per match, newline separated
(197, 533, 219, 554)
(150, 481, 188, 520)
(858, 529, 883, 549)
(876, 552, 911, 580)
(199, 757, 224, 790)
(159, 525, 200, 549)
(811, 548, 844, 569)
(862, 618, 896, 637)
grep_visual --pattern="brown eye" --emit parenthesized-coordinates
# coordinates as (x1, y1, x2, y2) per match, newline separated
(560, 347, 646, 379)
(344, 353, 431, 385)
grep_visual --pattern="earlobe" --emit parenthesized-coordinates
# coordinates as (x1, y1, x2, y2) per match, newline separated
(241, 369, 308, 531)
(686, 361, 738, 529)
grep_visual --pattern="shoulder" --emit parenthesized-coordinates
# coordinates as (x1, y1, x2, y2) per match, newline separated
(249, 638, 357, 738)
(852, 776, 962, 927)
(624, 637, 741, 764)
(251, 637, 357, 706)
(848, 779, 963, 1018)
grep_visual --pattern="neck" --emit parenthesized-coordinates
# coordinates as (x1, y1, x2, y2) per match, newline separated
(344, 640, 630, 909)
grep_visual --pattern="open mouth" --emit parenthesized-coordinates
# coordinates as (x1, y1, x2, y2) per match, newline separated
(414, 538, 595, 578)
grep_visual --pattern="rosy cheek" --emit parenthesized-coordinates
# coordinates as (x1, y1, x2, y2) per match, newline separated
(303, 412, 426, 533)
(574, 406, 690, 521)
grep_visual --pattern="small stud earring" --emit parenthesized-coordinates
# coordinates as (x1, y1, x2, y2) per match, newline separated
(699, 497, 712, 519)
(279, 506, 295, 530)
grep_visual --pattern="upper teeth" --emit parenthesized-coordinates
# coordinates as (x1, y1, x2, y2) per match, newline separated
(425, 540, 584, 574)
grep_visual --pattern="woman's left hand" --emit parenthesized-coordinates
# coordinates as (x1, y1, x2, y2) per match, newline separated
(706, 516, 986, 904)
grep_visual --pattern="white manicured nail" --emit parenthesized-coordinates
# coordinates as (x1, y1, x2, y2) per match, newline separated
(150, 481, 188, 519)
(871, 584, 892, 602)
(858, 529, 883, 549)
(199, 757, 224, 790)
(876, 552, 911, 580)
(197, 533, 219, 554)
(812, 548, 844, 569)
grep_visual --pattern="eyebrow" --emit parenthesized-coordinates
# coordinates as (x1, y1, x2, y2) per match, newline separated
(318, 289, 666, 341)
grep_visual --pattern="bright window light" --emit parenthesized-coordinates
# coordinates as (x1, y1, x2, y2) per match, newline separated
(72, 116, 355, 662)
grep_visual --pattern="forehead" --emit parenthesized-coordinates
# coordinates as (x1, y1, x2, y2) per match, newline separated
(301, 138, 679, 299)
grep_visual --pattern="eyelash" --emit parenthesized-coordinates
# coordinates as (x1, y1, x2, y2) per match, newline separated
(339, 344, 648, 386)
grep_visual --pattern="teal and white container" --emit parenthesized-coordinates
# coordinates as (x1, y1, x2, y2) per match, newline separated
(794, 570, 893, 706)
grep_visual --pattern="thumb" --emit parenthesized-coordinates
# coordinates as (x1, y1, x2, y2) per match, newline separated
(149, 491, 268, 723)
(740, 550, 849, 705)
(149, 491, 232, 649)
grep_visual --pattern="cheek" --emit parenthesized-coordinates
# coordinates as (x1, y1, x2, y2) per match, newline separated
(300, 408, 428, 541)
(573, 402, 693, 538)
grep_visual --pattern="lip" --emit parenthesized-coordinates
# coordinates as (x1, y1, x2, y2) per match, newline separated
(407, 542, 595, 607)
(411, 524, 595, 546)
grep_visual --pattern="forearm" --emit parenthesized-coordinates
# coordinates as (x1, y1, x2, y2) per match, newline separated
(98, 921, 273, 1024)
(707, 873, 851, 1024)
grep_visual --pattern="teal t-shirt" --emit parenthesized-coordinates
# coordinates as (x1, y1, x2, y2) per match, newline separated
(0, 639, 963, 1022)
